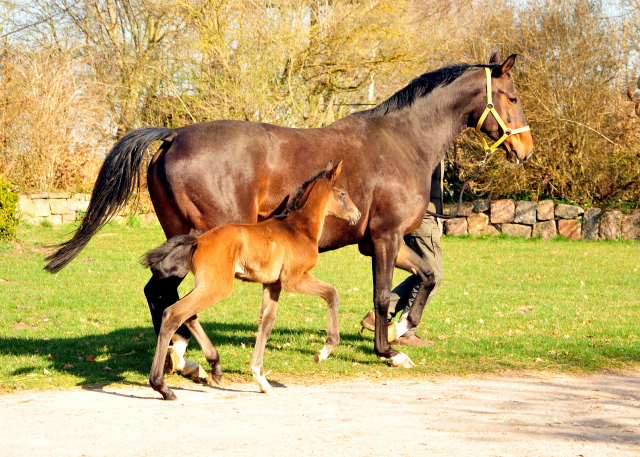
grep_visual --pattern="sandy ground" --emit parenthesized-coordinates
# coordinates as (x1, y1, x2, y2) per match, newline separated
(1, 372, 639, 457)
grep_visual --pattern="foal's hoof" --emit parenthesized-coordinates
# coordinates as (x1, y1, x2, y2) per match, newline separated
(164, 347, 180, 375)
(314, 348, 329, 364)
(389, 353, 416, 369)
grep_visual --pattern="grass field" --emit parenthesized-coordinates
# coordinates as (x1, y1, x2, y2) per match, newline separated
(1, 221, 639, 392)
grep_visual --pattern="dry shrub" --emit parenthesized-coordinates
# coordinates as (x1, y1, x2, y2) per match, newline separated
(0, 43, 110, 191)
(144, 0, 457, 128)
(448, 0, 639, 207)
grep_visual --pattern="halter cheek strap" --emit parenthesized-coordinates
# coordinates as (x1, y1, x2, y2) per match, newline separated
(476, 67, 530, 152)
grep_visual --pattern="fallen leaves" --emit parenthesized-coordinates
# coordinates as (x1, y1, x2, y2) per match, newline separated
(87, 355, 95, 362)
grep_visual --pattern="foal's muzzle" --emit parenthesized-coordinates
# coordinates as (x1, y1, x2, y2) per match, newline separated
(348, 210, 361, 226)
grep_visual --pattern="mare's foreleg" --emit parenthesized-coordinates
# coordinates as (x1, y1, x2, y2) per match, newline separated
(286, 272, 340, 363)
(370, 233, 415, 368)
(250, 283, 281, 394)
(387, 243, 436, 340)
(183, 316, 223, 384)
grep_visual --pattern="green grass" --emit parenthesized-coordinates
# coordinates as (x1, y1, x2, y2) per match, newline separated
(1, 223, 639, 393)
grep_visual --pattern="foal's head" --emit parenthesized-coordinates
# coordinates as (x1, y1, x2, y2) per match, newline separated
(322, 160, 361, 226)
(472, 52, 534, 164)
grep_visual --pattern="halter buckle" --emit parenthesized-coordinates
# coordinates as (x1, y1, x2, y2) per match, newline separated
(486, 103, 494, 110)
(505, 129, 512, 137)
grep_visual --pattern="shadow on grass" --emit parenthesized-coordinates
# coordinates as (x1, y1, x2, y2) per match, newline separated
(1, 320, 382, 388)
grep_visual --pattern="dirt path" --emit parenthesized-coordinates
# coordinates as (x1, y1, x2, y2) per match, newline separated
(2, 372, 639, 457)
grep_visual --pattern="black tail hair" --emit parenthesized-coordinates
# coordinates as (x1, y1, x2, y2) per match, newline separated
(140, 234, 198, 272)
(44, 127, 173, 273)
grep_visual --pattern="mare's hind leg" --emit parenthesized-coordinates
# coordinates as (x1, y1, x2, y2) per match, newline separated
(250, 283, 281, 394)
(286, 272, 340, 364)
(183, 316, 223, 384)
(388, 243, 437, 341)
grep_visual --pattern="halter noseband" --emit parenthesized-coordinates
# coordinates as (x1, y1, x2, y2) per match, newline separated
(475, 67, 530, 153)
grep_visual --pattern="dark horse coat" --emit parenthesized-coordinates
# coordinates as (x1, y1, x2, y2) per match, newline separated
(46, 53, 534, 365)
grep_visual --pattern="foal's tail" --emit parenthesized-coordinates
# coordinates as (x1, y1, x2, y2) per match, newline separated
(44, 127, 174, 273)
(140, 235, 198, 272)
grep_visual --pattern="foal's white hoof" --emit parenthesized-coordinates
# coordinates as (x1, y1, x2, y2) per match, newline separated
(180, 359, 209, 382)
(390, 353, 416, 369)
(314, 348, 329, 364)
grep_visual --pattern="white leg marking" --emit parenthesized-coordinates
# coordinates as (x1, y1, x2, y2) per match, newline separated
(387, 322, 399, 342)
(395, 319, 410, 338)
(390, 352, 416, 369)
(171, 335, 206, 379)
(315, 347, 330, 363)
(250, 366, 271, 393)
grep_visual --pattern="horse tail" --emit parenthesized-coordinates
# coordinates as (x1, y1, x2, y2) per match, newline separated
(44, 127, 174, 273)
(140, 235, 198, 272)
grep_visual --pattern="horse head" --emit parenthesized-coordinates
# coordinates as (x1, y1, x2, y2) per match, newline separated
(323, 160, 361, 226)
(472, 52, 534, 164)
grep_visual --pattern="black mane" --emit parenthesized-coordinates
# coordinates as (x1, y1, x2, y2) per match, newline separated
(273, 168, 328, 219)
(353, 63, 496, 118)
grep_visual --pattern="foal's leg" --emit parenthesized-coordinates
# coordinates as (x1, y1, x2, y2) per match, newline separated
(250, 283, 281, 394)
(183, 316, 223, 384)
(286, 272, 340, 363)
(150, 286, 232, 400)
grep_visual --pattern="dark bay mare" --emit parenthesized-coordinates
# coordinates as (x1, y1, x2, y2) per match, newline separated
(45, 53, 534, 371)
(141, 160, 360, 400)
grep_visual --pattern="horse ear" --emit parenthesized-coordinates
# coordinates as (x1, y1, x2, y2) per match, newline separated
(499, 54, 517, 77)
(489, 52, 501, 64)
(326, 160, 343, 182)
(324, 160, 334, 173)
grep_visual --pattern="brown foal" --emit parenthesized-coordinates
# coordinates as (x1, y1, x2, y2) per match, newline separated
(142, 160, 360, 400)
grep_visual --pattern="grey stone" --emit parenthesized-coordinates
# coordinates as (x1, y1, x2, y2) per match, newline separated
(582, 208, 601, 241)
(555, 204, 584, 219)
(532, 220, 557, 240)
(47, 192, 71, 199)
(491, 199, 515, 224)
(537, 200, 554, 221)
(622, 212, 640, 240)
(599, 211, 622, 240)
(27, 192, 48, 199)
(467, 213, 489, 236)
(49, 199, 73, 215)
(558, 219, 581, 240)
(473, 200, 491, 213)
(484, 225, 500, 235)
(444, 218, 468, 236)
(17, 196, 38, 218)
(501, 223, 532, 238)
(514, 201, 537, 225)
(443, 202, 473, 217)
(33, 199, 51, 217)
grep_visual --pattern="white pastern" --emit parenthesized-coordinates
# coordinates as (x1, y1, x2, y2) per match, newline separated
(315, 347, 329, 363)
(390, 352, 416, 369)
(395, 319, 410, 338)
(251, 366, 271, 393)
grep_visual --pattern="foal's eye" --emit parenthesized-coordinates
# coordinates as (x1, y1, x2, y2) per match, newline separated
(509, 97, 517, 104)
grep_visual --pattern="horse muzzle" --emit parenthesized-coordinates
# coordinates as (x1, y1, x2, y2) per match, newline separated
(348, 210, 362, 226)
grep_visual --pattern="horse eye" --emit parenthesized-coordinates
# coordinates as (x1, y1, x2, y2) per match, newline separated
(509, 97, 517, 104)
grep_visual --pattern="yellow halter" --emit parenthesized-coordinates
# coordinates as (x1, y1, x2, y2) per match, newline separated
(475, 67, 530, 153)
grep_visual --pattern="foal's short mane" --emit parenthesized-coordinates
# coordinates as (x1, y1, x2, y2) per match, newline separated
(353, 63, 498, 118)
(273, 168, 328, 220)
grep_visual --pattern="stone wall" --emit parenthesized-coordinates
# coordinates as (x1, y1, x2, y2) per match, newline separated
(17, 193, 156, 225)
(442, 200, 640, 241)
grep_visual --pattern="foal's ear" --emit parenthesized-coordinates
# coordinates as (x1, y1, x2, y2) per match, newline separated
(489, 52, 501, 64)
(326, 160, 343, 182)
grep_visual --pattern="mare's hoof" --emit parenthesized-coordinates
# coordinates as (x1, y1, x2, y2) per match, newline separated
(162, 390, 178, 401)
(389, 353, 416, 369)
(211, 373, 223, 385)
(164, 348, 180, 375)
